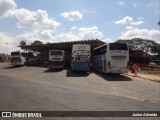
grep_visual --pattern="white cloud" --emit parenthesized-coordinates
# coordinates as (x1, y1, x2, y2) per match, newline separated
(54, 32, 80, 42)
(138, 17, 143, 20)
(14, 9, 60, 30)
(102, 38, 114, 43)
(119, 29, 160, 43)
(14, 9, 37, 28)
(0, 8, 60, 47)
(133, 3, 138, 7)
(61, 11, 83, 20)
(126, 26, 133, 30)
(131, 21, 144, 25)
(15, 32, 37, 45)
(34, 29, 53, 39)
(78, 26, 103, 40)
(70, 26, 78, 30)
(115, 16, 133, 25)
(15, 30, 54, 45)
(0, 32, 20, 54)
(53, 26, 103, 42)
(117, 1, 125, 6)
(0, 0, 17, 18)
(115, 16, 144, 26)
(13, 9, 61, 41)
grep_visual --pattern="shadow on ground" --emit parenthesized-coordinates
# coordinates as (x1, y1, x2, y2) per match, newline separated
(3, 65, 24, 69)
(66, 69, 89, 77)
(93, 71, 132, 81)
(26, 64, 49, 68)
(43, 68, 63, 73)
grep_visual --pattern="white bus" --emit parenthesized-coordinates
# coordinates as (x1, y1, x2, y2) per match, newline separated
(71, 44, 91, 72)
(49, 50, 65, 69)
(92, 43, 129, 74)
(11, 51, 26, 66)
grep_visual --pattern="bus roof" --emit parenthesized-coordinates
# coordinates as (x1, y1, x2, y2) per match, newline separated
(92, 44, 107, 51)
(50, 50, 64, 52)
(92, 42, 128, 51)
(73, 44, 90, 46)
(11, 51, 28, 53)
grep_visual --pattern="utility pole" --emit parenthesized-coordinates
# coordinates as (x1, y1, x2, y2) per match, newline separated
(5, 43, 8, 55)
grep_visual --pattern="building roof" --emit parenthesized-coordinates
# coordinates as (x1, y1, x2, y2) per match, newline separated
(19, 39, 105, 51)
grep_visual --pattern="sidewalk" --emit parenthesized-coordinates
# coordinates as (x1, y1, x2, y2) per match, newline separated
(126, 72, 160, 83)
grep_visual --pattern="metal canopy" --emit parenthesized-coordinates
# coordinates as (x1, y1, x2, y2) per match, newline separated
(18, 39, 105, 51)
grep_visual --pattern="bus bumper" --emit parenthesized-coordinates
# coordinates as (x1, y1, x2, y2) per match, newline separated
(106, 68, 128, 74)
(49, 61, 64, 69)
(49, 65, 64, 69)
(71, 65, 90, 72)
(11, 61, 24, 66)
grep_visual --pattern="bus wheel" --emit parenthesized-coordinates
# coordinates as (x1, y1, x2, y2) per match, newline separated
(98, 67, 101, 73)
(115, 73, 120, 76)
(101, 66, 103, 73)
(49, 67, 53, 71)
(90, 67, 92, 73)
(99, 66, 102, 73)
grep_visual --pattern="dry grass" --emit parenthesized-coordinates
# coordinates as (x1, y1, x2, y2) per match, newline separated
(139, 70, 160, 76)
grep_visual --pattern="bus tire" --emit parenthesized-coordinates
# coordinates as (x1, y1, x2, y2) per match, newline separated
(98, 66, 101, 73)
(101, 66, 103, 73)
(99, 66, 102, 73)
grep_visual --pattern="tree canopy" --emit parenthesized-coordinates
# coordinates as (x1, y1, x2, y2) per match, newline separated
(116, 38, 160, 56)
(158, 21, 160, 26)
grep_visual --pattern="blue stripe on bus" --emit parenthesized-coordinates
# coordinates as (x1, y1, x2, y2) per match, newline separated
(71, 61, 90, 72)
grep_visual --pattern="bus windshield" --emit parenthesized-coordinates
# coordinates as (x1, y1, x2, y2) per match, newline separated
(11, 52, 20, 56)
(51, 51, 62, 55)
(21, 52, 29, 57)
(75, 55, 88, 61)
(110, 43, 128, 50)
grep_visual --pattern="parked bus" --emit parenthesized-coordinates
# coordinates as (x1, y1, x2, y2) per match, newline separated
(26, 52, 38, 65)
(71, 44, 91, 72)
(92, 43, 129, 74)
(49, 50, 65, 69)
(11, 51, 26, 66)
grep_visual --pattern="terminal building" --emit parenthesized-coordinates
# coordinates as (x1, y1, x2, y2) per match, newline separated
(19, 39, 105, 66)
(18, 39, 150, 67)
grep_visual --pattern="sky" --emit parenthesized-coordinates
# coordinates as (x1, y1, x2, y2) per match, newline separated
(0, 0, 160, 54)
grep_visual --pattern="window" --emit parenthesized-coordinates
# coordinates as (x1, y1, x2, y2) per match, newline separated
(110, 43, 128, 50)
(75, 55, 88, 61)
(51, 51, 62, 55)
(93, 44, 107, 56)
(11, 52, 20, 56)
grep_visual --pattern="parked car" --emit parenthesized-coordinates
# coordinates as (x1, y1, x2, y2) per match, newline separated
(149, 62, 157, 66)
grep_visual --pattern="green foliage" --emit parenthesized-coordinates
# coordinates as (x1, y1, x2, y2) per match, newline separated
(115, 40, 129, 43)
(116, 38, 160, 56)
(158, 21, 160, 26)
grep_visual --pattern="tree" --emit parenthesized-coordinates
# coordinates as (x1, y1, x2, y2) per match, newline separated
(31, 40, 43, 45)
(116, 38, 160, 55)
(158, 21, 160, 26)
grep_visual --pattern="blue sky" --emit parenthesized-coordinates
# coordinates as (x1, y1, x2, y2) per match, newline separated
(0, 0, 160, 54)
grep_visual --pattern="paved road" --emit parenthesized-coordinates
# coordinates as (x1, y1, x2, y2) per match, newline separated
(0, 63, 159, 120)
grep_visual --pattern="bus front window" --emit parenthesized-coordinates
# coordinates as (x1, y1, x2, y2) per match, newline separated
(110, 43, 128, 50)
